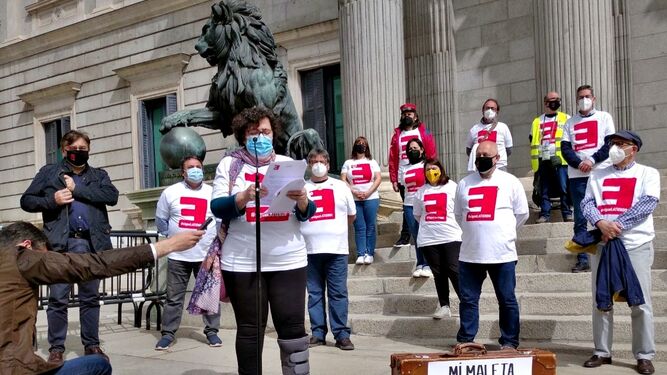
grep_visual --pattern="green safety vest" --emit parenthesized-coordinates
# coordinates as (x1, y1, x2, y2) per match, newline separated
(530, 111, 569, 172)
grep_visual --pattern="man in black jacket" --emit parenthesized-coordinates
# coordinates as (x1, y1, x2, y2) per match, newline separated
(20, 130, 119, 364)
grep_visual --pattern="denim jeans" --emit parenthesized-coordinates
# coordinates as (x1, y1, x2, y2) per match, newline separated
(457, 261, 520, 348)
(161, 259, 220, 339)
(569, 177, 590, 265)
(50, 354, 111, 375)
(353, 199, 380, 257)
(403, 205, 427, 267)
(47, 238, 101, 352)
(306, 254, 351, 340)
(539, 163, 572, 219)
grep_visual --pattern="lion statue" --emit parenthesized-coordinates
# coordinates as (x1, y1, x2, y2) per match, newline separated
(160, 0, 322, 159)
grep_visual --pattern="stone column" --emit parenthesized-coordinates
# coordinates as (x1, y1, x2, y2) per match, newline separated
(339, 0, 406, 168)
(535, 0, 616, 120)
(403, 0, 460, 178)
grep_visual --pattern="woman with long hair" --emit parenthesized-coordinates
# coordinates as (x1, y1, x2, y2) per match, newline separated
(340, 136, 382, 265)
(413, 158, 462, 319)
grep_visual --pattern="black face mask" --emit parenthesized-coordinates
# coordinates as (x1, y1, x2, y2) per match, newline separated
(66, 150, 89, 167)
(353, 144, 367, 155)
(407, 149, 422, 164)
(546, 100, 561, 111)
(475, 155, 495, 174)
(399, 116, 414, 129)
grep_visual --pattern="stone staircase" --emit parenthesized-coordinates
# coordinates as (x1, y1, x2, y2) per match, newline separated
(343, 174, 667, 360)
(182, 174, 667, 360)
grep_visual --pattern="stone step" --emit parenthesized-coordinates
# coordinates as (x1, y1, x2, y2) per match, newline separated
(519, 216, 667, 238)
(349, 260, 415, 277)
(348, 313, 667, 343)
(347, 270, 667, 295)
(347, 292, 667, 316)
(517, 232, 667, 255)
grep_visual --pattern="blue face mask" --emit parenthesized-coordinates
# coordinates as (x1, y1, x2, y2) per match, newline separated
(246, 134, 274, 157)
(186, 167, 204, 184)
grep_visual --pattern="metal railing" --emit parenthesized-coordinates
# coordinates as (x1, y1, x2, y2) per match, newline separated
(37, 230, 167, 331)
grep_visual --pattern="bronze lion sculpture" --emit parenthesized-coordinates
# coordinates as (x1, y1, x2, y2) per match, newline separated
(160, 0, 322, 159)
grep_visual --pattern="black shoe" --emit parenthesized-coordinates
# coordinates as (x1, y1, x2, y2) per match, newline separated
(309, 336, 326, 347)
(637, 359, 655, 374)
(583, 355, 611, 368)
(393, 234, 410, 247)
(571, 263, 591, 273)
(335, 337, 355, 350)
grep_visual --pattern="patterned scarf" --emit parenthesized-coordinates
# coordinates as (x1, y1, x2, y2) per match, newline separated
(187, 147, 276, 315)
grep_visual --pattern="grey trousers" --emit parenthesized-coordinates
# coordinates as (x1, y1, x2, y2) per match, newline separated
(591, 241, 655, 360)
(161, 259, 221, 338)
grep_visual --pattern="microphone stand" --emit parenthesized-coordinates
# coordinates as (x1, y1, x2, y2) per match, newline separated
(252, 137, 262, 375)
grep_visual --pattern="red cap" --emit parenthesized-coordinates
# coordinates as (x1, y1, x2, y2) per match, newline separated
(400, 103, 417, 112)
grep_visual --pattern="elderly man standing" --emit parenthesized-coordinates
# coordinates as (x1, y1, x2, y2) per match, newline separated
(20, 130, 119, 363)
(561, 85, 615, 273)
(580, 131, 659, 375)
(530, 91, 573, 223)
(455, 140, 529, 349)
(301, 149, 357, 351)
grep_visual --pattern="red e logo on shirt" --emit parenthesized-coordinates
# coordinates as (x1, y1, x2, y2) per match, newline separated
(477, 130, 497, 143)
(573, 121, 599, 151)
(598, 178, 637, 215)
(400, 134, 420, 160)
(404, 168, 425, 193)
(243, 172, 289, 222)
(178, 197, 207, 229)
(351, 163, 373, 185)
(541, 121, 557, 143)
(466, 186, 498, 221)
(424, 193, 447, 222)
(309, 189, 336, 222)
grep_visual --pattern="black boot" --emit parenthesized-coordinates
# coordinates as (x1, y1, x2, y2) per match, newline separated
(277, 336, 310, 375)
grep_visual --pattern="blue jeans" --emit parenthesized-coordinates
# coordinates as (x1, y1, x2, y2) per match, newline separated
(569, 177, 590, 266)
(47, 238, 101, 351)
(403, 205, 427, 267)
(161, 259, 220, 339)
(51, 354, 111, 374)
(353, 199, 380, 257)
(457, 261, 520, 348)
(539, 163, 572, 219)
(307, 254, 350, 340)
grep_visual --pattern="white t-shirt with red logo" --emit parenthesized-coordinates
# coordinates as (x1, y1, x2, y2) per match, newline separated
(155, 181, 218, 262)
(465, 122, 514, 169)
(400, 161, 425, 206)
(455, 170, 529, 264)
(397, 128, 422, 183)
(413, 181, 463, 247)
(341, 158, 381, 201)
(212, 154, 307, 272)
(585, 163, 660, 249)
(300, 178, 356, 255)
(562, 110, 615, 179)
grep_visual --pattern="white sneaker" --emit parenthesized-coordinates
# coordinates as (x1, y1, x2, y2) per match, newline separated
(432, 305, 452, 320)
(412, 266, 423, 278)
(420, 266, 433, 278)
(355, 256, 365, 265)
(363, 255, 374, 264)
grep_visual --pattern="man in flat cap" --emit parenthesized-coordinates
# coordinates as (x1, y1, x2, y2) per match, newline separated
(580, 131, 660, 374)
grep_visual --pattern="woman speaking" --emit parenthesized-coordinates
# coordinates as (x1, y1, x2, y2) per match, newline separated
(209, 107, 315, 375)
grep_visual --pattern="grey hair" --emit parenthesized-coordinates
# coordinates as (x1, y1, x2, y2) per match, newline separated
(306, 148, 330, 164)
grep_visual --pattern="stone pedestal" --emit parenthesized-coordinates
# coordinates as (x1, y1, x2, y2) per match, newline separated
(338, 0, 406, 168)
(403, 0, 460, 178)
(535, 0, 616, 117)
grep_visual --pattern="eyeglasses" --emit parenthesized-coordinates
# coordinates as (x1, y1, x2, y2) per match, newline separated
(66, 146, 89, 151)
(483, 106, 498, 111)
(610, 141, 633, 147)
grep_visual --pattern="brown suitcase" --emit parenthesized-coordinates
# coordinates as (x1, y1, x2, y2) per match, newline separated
(390, 343, 556, 375)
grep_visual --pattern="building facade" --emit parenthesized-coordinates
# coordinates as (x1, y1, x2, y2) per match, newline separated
(1, 0, 666, 228)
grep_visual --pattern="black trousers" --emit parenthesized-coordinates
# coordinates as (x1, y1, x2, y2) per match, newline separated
(223, 267, 307, 375)
(421, 242, 461, 307)
(398, 184, 410, 237)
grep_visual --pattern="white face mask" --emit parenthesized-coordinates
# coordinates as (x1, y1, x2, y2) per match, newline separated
(311, 162, 328, 178)
(483, 109, 496, 121)
(608, 145, 630, 164)
(578, 97, 593, 112)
